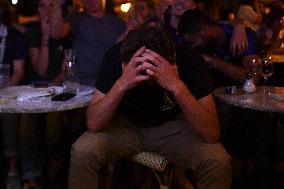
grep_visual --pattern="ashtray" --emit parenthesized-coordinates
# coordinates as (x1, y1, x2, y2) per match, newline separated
(225, 86, 242, 95)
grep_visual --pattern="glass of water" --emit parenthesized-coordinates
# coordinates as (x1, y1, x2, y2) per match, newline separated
(0, 64, 10, 89)
(260, 56, 274, 95)
(63, 49, 80, 93)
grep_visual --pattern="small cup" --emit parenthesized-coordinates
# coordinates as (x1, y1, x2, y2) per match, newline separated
(0, 64, 10, 89)
(225, 86, 237, 95)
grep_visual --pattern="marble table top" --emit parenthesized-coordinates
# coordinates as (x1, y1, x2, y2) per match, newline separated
(0, 85, 95, 113)
(213, 86, 284, 113)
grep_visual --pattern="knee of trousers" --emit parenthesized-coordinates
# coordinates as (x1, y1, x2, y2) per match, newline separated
(198, 144, 232, 175)
(70, 132, 112, 168)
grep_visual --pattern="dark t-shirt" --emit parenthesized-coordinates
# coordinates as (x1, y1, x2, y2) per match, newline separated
(25, 22, 64, 82)
(96, 43, 213, 127)
(67, 12, 126, 87)
(3, 27, 28, 75)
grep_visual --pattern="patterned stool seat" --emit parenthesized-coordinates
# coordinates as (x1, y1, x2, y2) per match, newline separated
(131, 151, 173, 189)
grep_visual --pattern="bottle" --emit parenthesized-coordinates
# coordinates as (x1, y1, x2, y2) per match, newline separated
(243, 72, 256, 93)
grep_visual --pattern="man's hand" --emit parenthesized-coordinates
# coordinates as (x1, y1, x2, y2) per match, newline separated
(155, 0, 171, 25)
(230, 23, 248, 57)
(117, 47, 151, 91)
(142, 49, 181, 92)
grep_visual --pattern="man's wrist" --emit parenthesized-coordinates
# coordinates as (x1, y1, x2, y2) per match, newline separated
(114, 78, 128, 94)
(171, 81, 187, 97)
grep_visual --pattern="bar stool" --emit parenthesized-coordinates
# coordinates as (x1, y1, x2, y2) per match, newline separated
(130, 151, 173, 189)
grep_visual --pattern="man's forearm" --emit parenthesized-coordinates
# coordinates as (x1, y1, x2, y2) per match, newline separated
(172, 82, 220, 143)
(87, 80, 127, 133)
(212, 58, 248, 82)
(50, 2, 64, 38)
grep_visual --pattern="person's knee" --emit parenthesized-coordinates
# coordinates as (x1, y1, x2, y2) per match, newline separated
(71, 132, 111, 164)
(201, 144, 232, 174)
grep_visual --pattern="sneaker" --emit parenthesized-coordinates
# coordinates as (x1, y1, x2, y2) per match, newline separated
(6, 171, 22, 189)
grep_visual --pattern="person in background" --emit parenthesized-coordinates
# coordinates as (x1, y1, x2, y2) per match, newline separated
(156, 0, 249, 57)
(0, 0, 28, 189)
(219, 8, 236, 24)
(237, 0, 263, 33)
(177, 10, 267, 177)
(126, 0, 156, 31)
(19, 1, 82, 189)
(68, 24, 231, 189)
(50, 0, 126, 87)
(178, 10, 259, 88)
(256, 3, 284, 54)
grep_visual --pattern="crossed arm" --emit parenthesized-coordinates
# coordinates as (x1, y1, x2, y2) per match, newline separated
(87, 47, 220, 143)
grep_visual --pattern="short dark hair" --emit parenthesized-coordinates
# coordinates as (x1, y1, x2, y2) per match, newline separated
(178, 9, 215, 36)
(178, 10, 225, 53)
(120, 25, 176, 64)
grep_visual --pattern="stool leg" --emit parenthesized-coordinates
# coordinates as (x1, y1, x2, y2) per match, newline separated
(152, 166, 173, 189)
(105, 163, 115, 189)
(173, 168, 195, 189)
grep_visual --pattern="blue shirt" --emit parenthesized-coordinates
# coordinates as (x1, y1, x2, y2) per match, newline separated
(211, 23, 258, 88)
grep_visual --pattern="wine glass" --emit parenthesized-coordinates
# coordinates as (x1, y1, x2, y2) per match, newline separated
(260, 57, 273, 95)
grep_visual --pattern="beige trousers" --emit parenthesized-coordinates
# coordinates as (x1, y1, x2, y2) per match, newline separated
(69, 116, 231, 189)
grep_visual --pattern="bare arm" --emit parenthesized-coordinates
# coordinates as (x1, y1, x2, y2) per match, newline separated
(143, 49, 220, 143)
(202, 54, 249, 83)
(29, 7, 50, 78)
(87, 47, 150, 133)
(173, 83, 220, 143)
(10, 60, 25, 86)
(230, 22, 248, 57)
(50, 0, 71, 39)
(87, 84, 127, 133)
(29, 45, 49, 78)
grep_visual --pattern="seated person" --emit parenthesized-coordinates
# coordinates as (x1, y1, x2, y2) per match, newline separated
(178, 10, 260, 88)
(68, 25, 231, 189)
(177, 10, 269, 173)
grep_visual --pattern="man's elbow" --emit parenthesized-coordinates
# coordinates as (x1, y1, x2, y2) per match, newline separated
(204, 132, 220, 144)
(87, 120, 100, 134)
(204, 126, 220, 144)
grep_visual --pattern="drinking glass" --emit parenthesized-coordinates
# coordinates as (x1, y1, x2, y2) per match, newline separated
(0, 64, 10, 89)
(63, 49, 80, 93)
(260, 57, 273, 95)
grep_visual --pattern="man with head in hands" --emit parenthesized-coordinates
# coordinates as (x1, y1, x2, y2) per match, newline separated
(68, 25, 231, 189)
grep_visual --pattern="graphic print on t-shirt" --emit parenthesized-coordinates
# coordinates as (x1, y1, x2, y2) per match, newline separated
(160, 91, 178, 111)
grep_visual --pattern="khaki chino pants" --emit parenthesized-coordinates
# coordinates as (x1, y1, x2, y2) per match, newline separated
(69, 116, 231, 189)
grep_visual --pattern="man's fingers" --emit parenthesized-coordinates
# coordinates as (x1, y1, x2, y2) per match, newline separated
(143, 49, 168, 66)
(133, 46, 146, 58)
(144, 62, 158, 72)
(129, 56, 147, 67)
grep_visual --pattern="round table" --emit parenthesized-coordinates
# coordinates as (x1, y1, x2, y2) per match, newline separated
(213, 86, 284, 113)
(0, 85, 94, 113)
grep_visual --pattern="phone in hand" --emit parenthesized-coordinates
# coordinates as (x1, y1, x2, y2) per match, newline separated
(51, 92, 76, 101)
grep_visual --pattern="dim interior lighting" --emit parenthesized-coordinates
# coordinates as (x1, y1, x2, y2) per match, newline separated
(11, 0, 18, 5)
(121, 3, 131, 13)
